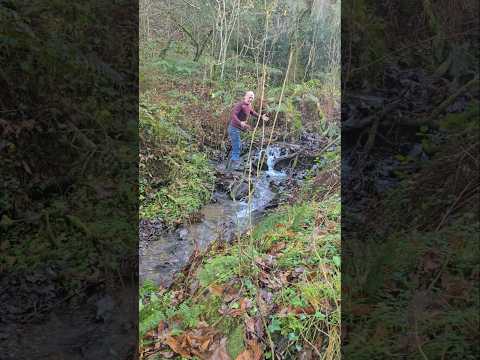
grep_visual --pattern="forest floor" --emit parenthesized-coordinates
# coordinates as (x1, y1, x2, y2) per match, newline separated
(139, 57, 341, 359)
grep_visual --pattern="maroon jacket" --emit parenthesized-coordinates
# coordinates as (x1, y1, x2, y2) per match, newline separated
(229, 101, 259, 130)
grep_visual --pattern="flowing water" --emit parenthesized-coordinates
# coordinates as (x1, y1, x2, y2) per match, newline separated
(139, 146, 289, 287)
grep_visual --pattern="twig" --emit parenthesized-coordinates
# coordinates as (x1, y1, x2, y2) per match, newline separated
(414, 316, 429, 360)
(180, 0, 200, 10)
(435, 180, 475, 231)
(427, 76, 479, 124)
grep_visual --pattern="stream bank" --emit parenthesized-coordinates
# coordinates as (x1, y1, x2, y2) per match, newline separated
(139, 133, 330, 287)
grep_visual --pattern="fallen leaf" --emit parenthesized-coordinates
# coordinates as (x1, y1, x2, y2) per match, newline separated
(157, 321, 169, 340)
(165, 335, 191, 357)
(223, 286, 241, 303)
(245, 316, 256, 334)
(220, 297, 252, 317)
(165, 326, 223, 359)
(235, 339, 262, 360)
(259, 271, 282, 289)
(209, 284, 225, 297)
(278, 271, 290, 285)
(170, 290, 186, 306)
(210, 337, 231, 360)
(254, 316, 264, 339)
(285, 230, 296, 238)
(296, 306, 316, 315)
(298, 349, 314, 360)
(268, 242, 286, 254)
(257, 290, 273, 316)
(144, 330, 156, 340)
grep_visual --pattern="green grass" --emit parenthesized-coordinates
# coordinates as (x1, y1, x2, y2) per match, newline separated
(140, 189, 341, 359)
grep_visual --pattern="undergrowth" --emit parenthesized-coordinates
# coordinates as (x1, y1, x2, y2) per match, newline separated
(343, 102, 480, 359)
(140, 148, 341, 359)
(139, 95, 215, 225)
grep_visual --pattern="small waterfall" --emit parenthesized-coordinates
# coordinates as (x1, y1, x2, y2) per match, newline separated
(265, 146, 286, 178)
(235, 146, 286, 220)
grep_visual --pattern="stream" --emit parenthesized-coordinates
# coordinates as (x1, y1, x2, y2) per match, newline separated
(139, 146, 293, 287)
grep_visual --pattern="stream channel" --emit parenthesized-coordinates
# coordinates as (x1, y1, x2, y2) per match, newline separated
(140, 146, 296, 287)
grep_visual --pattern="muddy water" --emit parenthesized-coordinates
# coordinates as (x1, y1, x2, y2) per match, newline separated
(140, 146, 290, 287)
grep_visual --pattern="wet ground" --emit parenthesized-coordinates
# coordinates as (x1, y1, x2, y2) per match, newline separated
(139, 141, 324, 287)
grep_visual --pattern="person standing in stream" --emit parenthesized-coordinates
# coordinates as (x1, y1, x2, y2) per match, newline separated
(228, 91, 269, 170)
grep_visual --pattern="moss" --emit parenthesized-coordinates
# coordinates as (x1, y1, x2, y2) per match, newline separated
(227, 324, 246, 358)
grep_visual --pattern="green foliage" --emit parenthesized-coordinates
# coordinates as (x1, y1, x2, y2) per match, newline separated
(439, 101, 479, 132)
(344, 104, 479, 358)
(139, 283, 172, 339)
(139, 96, 215, 225)
(0, 0, 138, 293)
(227, 325, 246, 359)
(198, 255, 240, 287)
(148, 57, 201, 77)
(342, 0, 387, 84)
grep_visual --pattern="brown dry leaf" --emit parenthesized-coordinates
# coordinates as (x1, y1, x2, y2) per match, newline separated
(157, 321, 169, 340)
(268, 242, 286, 254)
(314, 335, 324, 351)
(259, 271, 282, 289)
(254, 317, 264, 339)
(257, 294, 269, 316)
(171, 290, 186, 306)
(220, 297, 252, 317)
(222, 285, 241, 303)
(241, 298, 252, 309)
(275, 223, 286, 228)
(165, 335, 191, 358)
(144, 330, 156, 340)
(298, 349, 314, 360)
(325, 220, 337, 231)
(279, 305, 316, 316)
(210, 337, 231, 360)
(277, 306, 290, 317)
(255, 257, 268, 269)
(199, 337, 211, 352)
(279, 271, 290, 285)
(319, 298, 333, 312)
(285, 230, 296, 238)
(209, 284, 225, 297)
(297, 306, 316, 315)
(245, 316, 256, 334)
(259, 270, 271, 285)
(165, 326, 223, 359)
(423, 258, 440, 272)
(235, 340, 262, 360)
